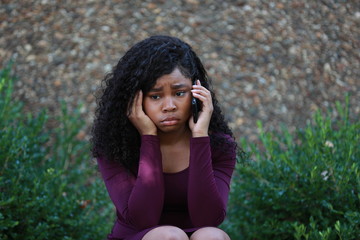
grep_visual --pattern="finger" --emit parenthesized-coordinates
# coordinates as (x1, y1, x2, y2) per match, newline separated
(192, 80, 203, 88)
(192, 85, 210, 95)
(192, 94, 212, 110)
(135, 90, 143, 108)
(191, 88, 211, 100)
(127, 94, 135, 116)
(134, 91, 145, 117)
(132, 92, 138, 114)
(128, 91, 141, 116)
(192, 88, 213, 112)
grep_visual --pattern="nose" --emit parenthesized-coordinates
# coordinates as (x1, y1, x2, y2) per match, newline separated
(162, 97, 176, 112)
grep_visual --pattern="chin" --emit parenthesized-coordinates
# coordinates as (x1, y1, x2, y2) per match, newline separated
(159, 124, 190, 134)
(158, 127, 178, 134)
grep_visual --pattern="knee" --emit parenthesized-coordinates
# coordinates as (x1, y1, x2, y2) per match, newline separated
(143, 226, 189, 240)
(192, 233, 226, 240)
(203, 234, 229, 240)
(190, 227, 230, 240)
(162, 227, 188, 240)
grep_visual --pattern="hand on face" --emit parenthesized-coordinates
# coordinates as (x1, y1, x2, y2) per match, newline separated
(128, 90, 157, 136)
(189, 80, 213, 137)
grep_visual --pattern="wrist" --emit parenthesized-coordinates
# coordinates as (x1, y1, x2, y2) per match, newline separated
(192, 131, 208, 138)
(141, 131, 157, 136)
(140, 128, 157, 136)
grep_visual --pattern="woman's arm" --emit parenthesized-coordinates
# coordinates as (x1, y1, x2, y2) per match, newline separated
(97, 135, 164, 229)
(187, 135, 236, 227)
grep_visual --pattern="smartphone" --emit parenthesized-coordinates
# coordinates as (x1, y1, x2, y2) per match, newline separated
(191, 79, 201, 123)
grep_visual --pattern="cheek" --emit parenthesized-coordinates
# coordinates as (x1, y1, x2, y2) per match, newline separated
(183, 98, 192, 116)
(143, 100, 159, 121)
(142, 100, 152, 115)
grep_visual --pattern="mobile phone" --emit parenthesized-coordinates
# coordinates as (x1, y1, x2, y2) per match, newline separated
(191, 80, 201, 123)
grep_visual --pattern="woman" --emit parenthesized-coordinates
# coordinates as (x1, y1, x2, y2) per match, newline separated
(91, 35, 237, 240)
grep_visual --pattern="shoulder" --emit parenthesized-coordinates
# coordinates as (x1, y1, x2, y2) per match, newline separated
(210, 133, 236, 148)
(97, 156, 137, 180)
(96, 155, 122, 172)
(210, 133, 237, 160)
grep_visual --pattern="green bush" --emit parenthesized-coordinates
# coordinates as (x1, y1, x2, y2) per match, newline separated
(223, 97, 360, 239)
(0, 64, 114, 239)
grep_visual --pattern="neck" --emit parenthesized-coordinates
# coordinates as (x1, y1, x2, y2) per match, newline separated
(158, 127, 192, 146)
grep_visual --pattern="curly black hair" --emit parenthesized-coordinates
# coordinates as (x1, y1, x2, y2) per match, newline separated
(91, 35, 236, 174)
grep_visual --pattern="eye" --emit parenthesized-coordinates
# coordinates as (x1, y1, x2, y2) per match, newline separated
(150, 95, 160, 100)
(176, 91, 186, 97)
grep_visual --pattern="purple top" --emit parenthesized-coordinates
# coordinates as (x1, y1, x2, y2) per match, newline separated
(97, 135, 236, 240)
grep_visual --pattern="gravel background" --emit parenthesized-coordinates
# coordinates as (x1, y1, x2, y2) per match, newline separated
(1, 0, 359, 144)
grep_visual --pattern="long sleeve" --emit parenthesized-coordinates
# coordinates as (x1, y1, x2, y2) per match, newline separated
(187, 135, 236, 227)
(97, 135, 164, 230)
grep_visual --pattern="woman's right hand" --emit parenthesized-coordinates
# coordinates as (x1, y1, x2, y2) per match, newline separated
(128, 90, 157, 136)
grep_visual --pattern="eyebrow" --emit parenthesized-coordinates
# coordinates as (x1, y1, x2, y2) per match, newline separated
(148, 87, 163, 92)
(171, 83, 189, 89)
(148, 84, 190, 92)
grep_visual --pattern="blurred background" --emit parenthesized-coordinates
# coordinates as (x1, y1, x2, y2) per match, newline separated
(1, 0, 359, 143)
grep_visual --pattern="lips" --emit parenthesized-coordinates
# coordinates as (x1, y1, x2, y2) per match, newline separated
(160, 117, 180, 126)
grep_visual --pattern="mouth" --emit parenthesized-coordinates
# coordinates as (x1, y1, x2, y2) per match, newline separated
(160, 117, 180, 126)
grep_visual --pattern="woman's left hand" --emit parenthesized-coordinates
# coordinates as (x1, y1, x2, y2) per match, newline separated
(189, 80, 213, 137)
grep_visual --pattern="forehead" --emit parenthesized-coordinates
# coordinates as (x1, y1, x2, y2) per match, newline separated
(154, 68, 192, 86)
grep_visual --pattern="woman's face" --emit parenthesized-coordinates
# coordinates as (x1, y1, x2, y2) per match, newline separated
(143, 67, 192, 134)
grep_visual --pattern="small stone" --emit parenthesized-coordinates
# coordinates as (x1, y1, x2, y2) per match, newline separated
(54, 80, 62, 87)
(24, 44, 32, 51)
(210, 52, 218, 59)
(156, 25, 165, 31)
(26, 55, 36, 61)
(55, 32, 65, 40)
(186, 0, 199, 5)
(101, 25, 110, 32)
(254, 31, 265, 41)
(37, 40, 48, 48)
(147, 3, 157, 9)
(243, 5, 252, 11)
(291, 2, 305, 8)
(276, 3, 285, 9)
(236, 118, 244, 125)
(253, 96, 261, 105)
(288, 46, 298, 55)
(324, 63, 332, 73)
